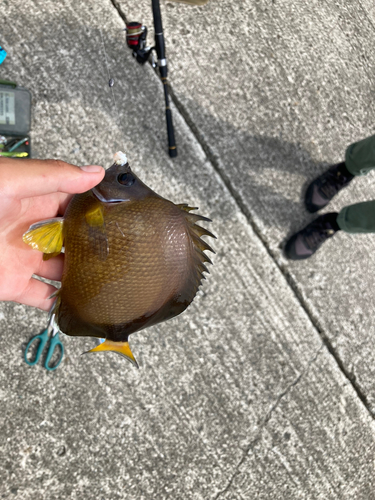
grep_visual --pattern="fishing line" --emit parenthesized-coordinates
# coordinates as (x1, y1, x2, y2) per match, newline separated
(99, 28, 121, 139)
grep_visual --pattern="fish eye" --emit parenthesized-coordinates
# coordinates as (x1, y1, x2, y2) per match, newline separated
(117, 173, 135, 187)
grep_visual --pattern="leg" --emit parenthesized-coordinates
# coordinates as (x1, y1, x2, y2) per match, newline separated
(337, 199, 375, 233)
(285, 200, 375, 260)
(345, 134, 375, 176)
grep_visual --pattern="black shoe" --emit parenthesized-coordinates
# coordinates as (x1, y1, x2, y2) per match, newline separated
(284, 213, 339, 260)
(305, 162, 354, 213)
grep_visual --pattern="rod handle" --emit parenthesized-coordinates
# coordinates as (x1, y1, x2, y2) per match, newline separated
(166, 107, 177, 158)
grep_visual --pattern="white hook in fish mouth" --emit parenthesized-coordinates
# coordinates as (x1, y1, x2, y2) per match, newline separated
(113, 151, 128, 166)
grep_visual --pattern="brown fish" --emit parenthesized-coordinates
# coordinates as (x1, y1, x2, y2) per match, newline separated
(23, 152, 215, 367)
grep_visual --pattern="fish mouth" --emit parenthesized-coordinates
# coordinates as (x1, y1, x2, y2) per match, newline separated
(92, 187, 126, 204)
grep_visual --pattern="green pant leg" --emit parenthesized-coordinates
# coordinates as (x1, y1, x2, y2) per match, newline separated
(337, 200, 375, 233)
(345, 134, 375, 176)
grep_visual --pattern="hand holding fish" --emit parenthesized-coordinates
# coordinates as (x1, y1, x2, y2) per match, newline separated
(0, 158, 104, 310)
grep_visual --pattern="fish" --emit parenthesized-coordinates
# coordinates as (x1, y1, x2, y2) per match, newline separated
(23, 152, 215, 367)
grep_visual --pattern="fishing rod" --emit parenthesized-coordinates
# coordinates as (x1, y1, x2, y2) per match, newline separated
(125, 0, 177, 158)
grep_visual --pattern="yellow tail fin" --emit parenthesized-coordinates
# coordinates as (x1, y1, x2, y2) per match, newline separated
(85, 339, 139, 368)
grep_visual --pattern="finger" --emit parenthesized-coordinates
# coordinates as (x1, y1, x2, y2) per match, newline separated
(39, 192, 72, 216)
(0, 158, 105, 200)
(16, 277, 58, 311)
(37, 254, 64, 282)
(58, 193, 74, 215)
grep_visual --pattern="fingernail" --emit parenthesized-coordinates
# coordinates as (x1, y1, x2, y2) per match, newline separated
(79, 165, 104, 173)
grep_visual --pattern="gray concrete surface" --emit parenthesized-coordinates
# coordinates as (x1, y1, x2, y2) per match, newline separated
(1, 0, 375, 499)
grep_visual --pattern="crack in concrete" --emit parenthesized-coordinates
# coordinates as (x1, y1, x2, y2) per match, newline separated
(263, 343, 325, 425)
(108, 0, 375, 426)
(213, 342, 325, 499)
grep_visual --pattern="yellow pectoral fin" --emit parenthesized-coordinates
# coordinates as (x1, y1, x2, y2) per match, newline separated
(85, 340, 139, 368)
(23, 218, 64, 255)
(85, 205, 104, 227)
(85, 205, 108, 261)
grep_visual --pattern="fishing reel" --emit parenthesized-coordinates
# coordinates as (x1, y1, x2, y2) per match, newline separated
(125, 22, 156, 67)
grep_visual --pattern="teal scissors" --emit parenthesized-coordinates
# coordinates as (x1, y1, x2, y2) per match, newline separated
(24, 313, 64, 371)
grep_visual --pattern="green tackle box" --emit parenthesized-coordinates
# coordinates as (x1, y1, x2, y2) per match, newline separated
(0, 80, 31, 158)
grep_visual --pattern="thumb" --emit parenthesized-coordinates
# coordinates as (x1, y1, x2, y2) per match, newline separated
(0, 158, 105, 199)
